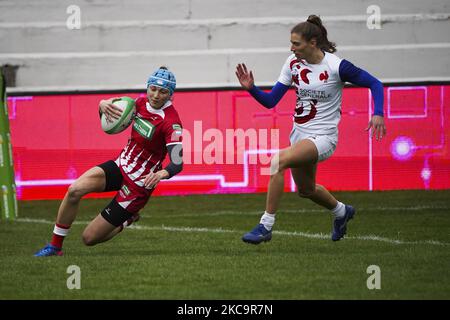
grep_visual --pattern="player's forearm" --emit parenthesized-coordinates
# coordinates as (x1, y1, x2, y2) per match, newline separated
(248, 82, 289, 109)
(163, 162, 183, 179)
(368, 79, 384, 116)
(164, 143, 183, 179)
(157, 169, 170, 180)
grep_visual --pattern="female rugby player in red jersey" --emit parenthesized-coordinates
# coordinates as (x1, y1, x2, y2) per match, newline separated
(35, 67, 183, 256)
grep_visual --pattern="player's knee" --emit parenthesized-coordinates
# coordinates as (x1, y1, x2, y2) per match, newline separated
(81, 231, 98, 246)
(298, 185, 316, 198)
(270, 153, 287, 175)
(67, 182, 86, 201)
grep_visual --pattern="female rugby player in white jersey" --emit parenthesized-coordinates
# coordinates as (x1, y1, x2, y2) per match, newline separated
(235, 15, 386, 244)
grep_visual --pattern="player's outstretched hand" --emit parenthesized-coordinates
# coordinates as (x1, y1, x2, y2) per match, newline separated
(99, 97, 123, 121)
(235, 63, 255, 90)
(366, 115, 386, 141)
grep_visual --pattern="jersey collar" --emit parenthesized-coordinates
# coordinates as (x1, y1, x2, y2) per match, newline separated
(145, 100, 172, 119)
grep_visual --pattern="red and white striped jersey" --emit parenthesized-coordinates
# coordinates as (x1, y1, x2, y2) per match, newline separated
(115, 97, 182, 187)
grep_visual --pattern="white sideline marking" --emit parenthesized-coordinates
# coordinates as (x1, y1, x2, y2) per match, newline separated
(161, 205, 450, 218)
(14, 218, 450, 247)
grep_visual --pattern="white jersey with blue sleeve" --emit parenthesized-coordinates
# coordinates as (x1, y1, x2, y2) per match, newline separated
(278, 52, 344, 135)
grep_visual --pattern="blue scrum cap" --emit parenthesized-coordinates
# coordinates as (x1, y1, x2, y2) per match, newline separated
(146, 67, 176, 95)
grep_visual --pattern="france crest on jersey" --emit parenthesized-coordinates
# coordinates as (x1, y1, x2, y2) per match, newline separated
(278, 52, 344, 135)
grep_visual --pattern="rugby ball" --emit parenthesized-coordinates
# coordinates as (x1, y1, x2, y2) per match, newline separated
(101, 97, 136, 134)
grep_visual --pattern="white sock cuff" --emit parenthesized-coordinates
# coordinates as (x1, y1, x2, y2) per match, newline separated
(53, 224, 70, 236)
(332, 201, 346, 218)
(260, 211, 276, 230)
(262, 211, 275, 221)
(332, 202, 344, 212)
(331, 201, 344, 212)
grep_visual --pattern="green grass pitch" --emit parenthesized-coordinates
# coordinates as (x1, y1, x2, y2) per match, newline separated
(0, 190, 449, 299)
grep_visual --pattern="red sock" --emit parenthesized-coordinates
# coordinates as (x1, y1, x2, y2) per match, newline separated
(50, 223, 71, 249)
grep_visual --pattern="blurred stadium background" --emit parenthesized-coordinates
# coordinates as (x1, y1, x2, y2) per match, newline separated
(1, 0, 449, 200)
(0, 0, 449, 301)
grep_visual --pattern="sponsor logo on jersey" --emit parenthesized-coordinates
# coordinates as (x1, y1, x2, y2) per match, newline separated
(172, 124, 182, 135)
(133, 117, 155, 139)
(297, 89, 331, 99)
(121, 184, 131, 196)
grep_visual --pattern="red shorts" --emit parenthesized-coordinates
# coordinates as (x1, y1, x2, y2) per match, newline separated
(114, 176, 154, 214)
(97, 160, 154, 215)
